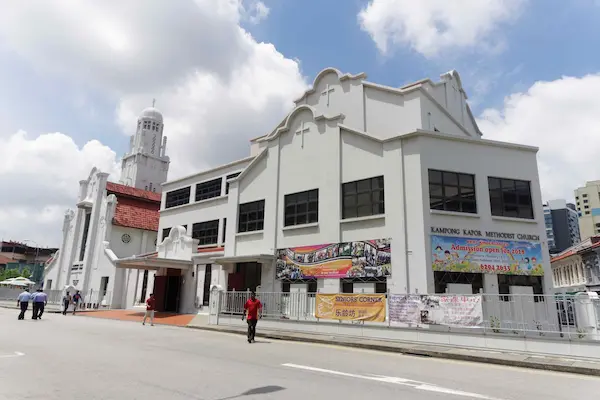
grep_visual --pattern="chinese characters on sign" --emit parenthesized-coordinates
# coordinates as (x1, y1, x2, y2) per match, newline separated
(388, 294, 483, 327)
(315, 293, 386, 322)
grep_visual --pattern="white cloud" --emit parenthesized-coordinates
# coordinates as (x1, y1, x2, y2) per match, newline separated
(477, 74, 600, 202)
(0, 131, 120, 246)
(358, 0, 525, 57)
(0, 0, 307, 246)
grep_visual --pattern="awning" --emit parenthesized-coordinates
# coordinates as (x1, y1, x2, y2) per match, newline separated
(115, 256, 192, 271)
(211, 254, 275, 265)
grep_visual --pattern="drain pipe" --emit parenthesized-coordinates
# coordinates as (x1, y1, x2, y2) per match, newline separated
(400, 138, 411, 294)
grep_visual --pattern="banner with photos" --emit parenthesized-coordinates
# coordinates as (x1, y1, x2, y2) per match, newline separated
(388, 294, 483, 327)
(276, 239, 391, 279)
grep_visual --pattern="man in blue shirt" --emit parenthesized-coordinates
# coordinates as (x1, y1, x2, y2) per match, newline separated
(17, 289, 31, 320)
(32, 289, 48, 320)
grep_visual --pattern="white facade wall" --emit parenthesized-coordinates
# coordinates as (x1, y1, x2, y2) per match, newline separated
(154, 68, 550, 314)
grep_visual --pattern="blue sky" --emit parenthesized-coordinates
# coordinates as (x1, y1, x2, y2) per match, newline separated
(1, 0, 600, 245)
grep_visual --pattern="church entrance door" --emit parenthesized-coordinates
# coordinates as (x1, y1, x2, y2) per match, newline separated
(153, 269, 182, 313)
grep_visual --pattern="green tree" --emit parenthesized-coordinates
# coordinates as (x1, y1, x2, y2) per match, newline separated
(21, 268, 31, 278)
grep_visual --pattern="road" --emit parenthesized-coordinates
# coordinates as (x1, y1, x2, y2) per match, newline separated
(0, 307, 597, 400)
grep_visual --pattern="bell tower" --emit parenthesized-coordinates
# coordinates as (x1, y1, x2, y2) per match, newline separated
(120, 102, 170, 193)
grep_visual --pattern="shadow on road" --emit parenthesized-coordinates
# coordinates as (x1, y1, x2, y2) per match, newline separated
(216, 385, 285, 399)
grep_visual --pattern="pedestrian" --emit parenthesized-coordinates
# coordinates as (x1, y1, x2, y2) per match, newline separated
(17, 288, 31, 320)
(242, 291, 262, 343)
(33, 289, 48, 320)
(142, 293, 156, 326)
(62, 291, 72, 315)
(30, 289, 39, 320)
(72, 291, 82, 315)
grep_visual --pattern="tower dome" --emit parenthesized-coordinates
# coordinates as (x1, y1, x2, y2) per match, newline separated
(139, 106, 163, 123)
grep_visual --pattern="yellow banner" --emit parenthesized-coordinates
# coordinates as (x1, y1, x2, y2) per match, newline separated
(315, 294, 386, 322)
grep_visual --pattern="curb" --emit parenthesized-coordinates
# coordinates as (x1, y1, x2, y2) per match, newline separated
(186, 325, 600, 377)
(0, 304, 62, 313)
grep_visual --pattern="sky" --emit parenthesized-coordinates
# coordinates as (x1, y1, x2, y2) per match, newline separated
(1, 0, 600, 247)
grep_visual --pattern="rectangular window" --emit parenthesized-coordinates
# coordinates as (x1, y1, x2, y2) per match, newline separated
(284, 189, 319, 226)
(342, 176, 384, 219)
(498, 275, 544, 302)
(428, 169, 477, 214)
(488, 177, 533, 219)
(195, 178, 222, 201)
(79, 212, 92, 262)
(192, 220, 219, 245)
(165, 187, 191, 209)
(203, 264, 212, 306)
(222, 218, 227, 243)
(238, 200, 265, 233)
(225, 172, 241, 195)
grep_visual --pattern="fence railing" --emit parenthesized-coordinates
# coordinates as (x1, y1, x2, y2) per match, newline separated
(214, 290, 600, 340)
(0, 288, 112, 311)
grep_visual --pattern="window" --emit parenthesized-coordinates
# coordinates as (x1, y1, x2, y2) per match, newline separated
(584, 199, 589, 204)
(342, 176, 384, 219)
(583, 193, 588, 198)
(428, 170, 476, 213)
(203, 265, 212, 306)
(225, 172, 241, 194)
(498, 275, 544, 302)
(488, 177, 533, 219)
(222, 218, 227, 243)
(434, 271, 483, 294)
(238, 200, 265, 233)
(192, 220, 219, 245)
(195, 178, 222, 201)
(79, 212, 92, 261)
(284, 189, 318, 226)
(165, 187, 191, 208)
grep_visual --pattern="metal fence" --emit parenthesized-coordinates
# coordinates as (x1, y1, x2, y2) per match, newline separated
(214, 290, 600, 340)
(0, 288, 112, 311)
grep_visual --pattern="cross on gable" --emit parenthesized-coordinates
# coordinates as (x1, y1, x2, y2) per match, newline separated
(321, 84, 335, 107)
(295, 121, 310, 148)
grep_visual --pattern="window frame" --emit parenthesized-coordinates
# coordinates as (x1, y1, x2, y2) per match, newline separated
(488, 177, 534, 219)
(284, 189, 319, 227)
(341, 176, 385, 219)
(238, 200, 265, 233)
(165, 187, 191, 209)
(192, 220, 220, 246)
(428, 169, 477, 214)
(195, 178, 223, 202)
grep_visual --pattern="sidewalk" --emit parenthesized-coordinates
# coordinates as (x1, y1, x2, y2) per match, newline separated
(75, 309, 197, 327)
(0, 300, 62, 313)
(186, 320, 600, 377)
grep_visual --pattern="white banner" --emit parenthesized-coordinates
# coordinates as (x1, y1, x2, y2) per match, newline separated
(389, 294, 483, 327)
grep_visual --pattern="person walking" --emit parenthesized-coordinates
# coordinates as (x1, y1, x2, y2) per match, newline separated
(142, 293, 156, 326)
(242, 291, 262, 343)
(62, 292, 72, 315)
(17, 288, 31, 320)
(32, 289, 48, 320)
(72, 291, 82, 315)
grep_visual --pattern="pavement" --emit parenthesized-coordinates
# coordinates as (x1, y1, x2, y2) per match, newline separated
(0, 307, 598, 400)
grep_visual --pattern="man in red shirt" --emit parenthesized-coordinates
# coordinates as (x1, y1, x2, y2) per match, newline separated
(143, 293, 156, 326)
(243, 291, 262, 343)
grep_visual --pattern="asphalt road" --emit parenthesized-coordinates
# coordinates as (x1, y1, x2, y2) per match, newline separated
(0, 307, 598, 400)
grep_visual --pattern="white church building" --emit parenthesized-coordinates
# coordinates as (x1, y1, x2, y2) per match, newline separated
(117, 67, 551, 316)
(43, 106, 170, 309)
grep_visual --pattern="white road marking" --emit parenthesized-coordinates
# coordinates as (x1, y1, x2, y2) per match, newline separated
(282, 363, 504, 400)
(0, 352, 25, 359)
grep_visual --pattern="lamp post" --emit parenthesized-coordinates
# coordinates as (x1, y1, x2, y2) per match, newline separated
(22, 239, 40, 285)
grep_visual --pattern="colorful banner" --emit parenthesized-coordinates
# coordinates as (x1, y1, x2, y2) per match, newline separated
(315, 293, 386, 322)
(276, 239, 391, 279)
(389, 294, 483, 327)
(431, 235, 544, 276)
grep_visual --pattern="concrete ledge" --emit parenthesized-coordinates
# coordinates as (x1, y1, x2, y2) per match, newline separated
(187, 324, 600, 377)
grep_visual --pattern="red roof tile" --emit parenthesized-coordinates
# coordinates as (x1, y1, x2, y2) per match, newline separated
(0, 255, 12, 264)
(106, 182, 161, 203)
(106, 182, 161, 231)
